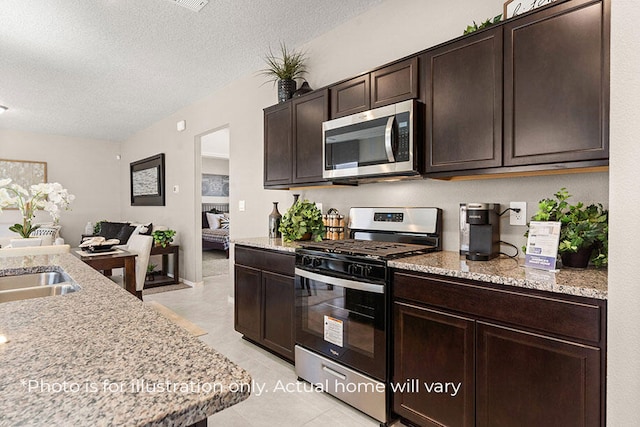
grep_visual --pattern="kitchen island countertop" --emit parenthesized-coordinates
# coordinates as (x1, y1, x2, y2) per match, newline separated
(233, 238, 607, 300)
(0, 253, 251, 426)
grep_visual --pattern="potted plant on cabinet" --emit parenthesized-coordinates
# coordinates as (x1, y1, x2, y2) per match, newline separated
(279, 199, 325, 242)
(526, 188, 608, 268)
(152, 229, 176, 248)
(260, 42, 308, 103)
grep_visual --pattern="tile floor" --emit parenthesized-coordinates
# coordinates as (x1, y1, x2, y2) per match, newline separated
(145, 273, 401, 427)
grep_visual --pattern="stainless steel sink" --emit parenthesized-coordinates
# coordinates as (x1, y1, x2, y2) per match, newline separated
(0, 271, 80, 303)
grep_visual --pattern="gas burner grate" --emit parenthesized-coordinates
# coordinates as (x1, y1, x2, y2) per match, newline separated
(299, 239, 434, 259)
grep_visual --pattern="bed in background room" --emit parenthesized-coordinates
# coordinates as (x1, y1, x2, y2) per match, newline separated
(202, 203, 230, 258)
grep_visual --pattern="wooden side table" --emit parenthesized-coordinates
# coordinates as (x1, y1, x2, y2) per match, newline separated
(146, 244, 180, 287)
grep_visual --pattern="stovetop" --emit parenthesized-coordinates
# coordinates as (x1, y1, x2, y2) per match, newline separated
(298, 239, 435, 260)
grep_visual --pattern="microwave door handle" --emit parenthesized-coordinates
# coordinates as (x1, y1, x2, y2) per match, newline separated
(384, 116, 395, 162)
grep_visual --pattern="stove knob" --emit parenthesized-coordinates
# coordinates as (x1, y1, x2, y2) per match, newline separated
(352, 264, 363, 276)
(301, 255, 313, 266)
(312, 258, 323, 268)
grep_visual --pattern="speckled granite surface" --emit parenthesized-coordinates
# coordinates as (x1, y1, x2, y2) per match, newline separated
(233, 238, 607, 300)
(233, 237, 300, 253)
(389, 251, 608, 300)
(0, 253, 251, 426)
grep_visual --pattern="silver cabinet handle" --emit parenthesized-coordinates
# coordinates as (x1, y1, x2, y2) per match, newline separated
(384, 116, 395, 162)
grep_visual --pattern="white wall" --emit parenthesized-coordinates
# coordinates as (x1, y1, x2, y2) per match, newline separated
(0, 129, 121, 244)
(608, 1, 640, 425)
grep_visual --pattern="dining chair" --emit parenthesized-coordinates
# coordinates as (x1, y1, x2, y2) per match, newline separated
(0, 244, 71, 257)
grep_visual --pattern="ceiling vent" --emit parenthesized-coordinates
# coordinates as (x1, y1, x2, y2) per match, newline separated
(166, 0, 209, 12)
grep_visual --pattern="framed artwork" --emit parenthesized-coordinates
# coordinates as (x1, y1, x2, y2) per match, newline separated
(503, 0, 558, 20)
(202, 174, 229, 197)
(0, 159, 47, 209)
(130, 153, 165, 206)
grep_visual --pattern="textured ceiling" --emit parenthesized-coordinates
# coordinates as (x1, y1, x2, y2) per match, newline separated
(0, 0, 383, 142)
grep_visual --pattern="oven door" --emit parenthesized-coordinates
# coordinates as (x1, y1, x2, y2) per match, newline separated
(295, 268, 387, 381)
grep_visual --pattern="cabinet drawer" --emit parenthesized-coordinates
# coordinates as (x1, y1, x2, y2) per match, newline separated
(393, 272, 603, 344)
(235, 246, 295, 276)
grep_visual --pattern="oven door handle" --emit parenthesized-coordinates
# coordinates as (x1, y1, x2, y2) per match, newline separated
(295, 268, 385, 294)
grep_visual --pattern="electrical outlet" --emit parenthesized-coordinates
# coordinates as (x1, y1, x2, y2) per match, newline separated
(510, 202, 527, 226)
(239, 200, 246, 212)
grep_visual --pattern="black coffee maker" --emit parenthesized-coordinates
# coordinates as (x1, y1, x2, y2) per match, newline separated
(465, 203, 500, 261)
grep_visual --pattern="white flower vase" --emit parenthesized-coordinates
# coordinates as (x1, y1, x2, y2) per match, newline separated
(10, 237, 43, 248)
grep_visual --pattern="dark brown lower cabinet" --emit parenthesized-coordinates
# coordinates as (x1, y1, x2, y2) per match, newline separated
(476, 322, 601, 427)
(234, 246, 295, 362)
(393, 302, 475, 427)
(392, 271, 606, 427)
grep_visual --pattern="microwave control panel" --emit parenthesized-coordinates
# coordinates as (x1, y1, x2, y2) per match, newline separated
(396, 113, 410, 161)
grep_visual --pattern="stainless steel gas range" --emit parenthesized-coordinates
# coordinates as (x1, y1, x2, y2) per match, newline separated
(294, 207, 442, 426)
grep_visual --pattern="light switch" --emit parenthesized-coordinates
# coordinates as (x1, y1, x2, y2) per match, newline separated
(173, 185, 179, 193)
(239, 200, 246, 211)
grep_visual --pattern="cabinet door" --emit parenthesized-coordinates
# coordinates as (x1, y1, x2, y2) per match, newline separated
(330, 74, 370, 118)
(292, 89, 329, 184)
(476, 322, 601, 427)
(234, 265, 262, 341)
(264, 102, 292, 187)
(393, 302, 475, 427)
(503, 0, 609, 166)
(262, 271, 295, 361)
(424, 27, 503, 173)
(371, 57, 419, 109)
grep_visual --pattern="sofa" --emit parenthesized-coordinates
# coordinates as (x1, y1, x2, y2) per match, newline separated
(81, 221, 179, 249)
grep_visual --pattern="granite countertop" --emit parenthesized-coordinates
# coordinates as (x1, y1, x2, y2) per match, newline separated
(233, 237, 301, 253)
(0, 253, 251, 426)
(389, 251, 608, 300)
(234, 238, 607, 300)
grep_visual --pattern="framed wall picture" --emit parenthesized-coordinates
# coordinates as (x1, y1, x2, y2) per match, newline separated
(0, 159, 47, 209)
(130, 153, 165, 206)
(503, 0, 558, 20)
(201, 174, 229, 197)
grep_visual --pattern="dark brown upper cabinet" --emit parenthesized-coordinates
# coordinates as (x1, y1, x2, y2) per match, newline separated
(292, 89, 329, 184)
(330, 57, 419, 118)
(330, 74, 370, 118)
(424, 28, 503, 173)
(503, 0, 610, 166)
(264, 89, 329, 188)
(371, 57, 419, 109)
(263, 102, 292, 187)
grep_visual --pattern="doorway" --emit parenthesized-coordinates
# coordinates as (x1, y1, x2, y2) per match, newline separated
(197, 126, 230, 281)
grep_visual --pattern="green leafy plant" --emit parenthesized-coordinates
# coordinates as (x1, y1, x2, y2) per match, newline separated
(93, 220, 106, 235)
(525, 188, 608, 268)
(259, 42, 308, 84)
(279, 199, 325, 242)
(152, 229, 176, 248)
(147, 263, 157, 274)
(463, 14, 502, 35)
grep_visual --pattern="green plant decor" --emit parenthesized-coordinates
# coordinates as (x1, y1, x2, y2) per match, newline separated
(525, 188, 608, 268)
(93, 220, 106, 235)
(463, 14, 502, 35)
(152, 229, 176, 248)
(279, 199, 325, 242)
(259, 42, 308, 84)
(147, 263, 157, 274)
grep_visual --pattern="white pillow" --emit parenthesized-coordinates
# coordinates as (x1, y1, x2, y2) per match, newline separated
(206, 212, 221, 230)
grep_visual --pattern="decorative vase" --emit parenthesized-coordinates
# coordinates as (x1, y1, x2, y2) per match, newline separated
(269, 202, 282, 238)
(292, 194, 300, 206)
(561, 246, 593, 268)
(278, 79, 297, 103)
(10, 237, 43, 248)
(293, 81, 313, 97)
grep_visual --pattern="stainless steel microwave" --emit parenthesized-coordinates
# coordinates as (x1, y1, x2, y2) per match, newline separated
(322, 99, 420, 180)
